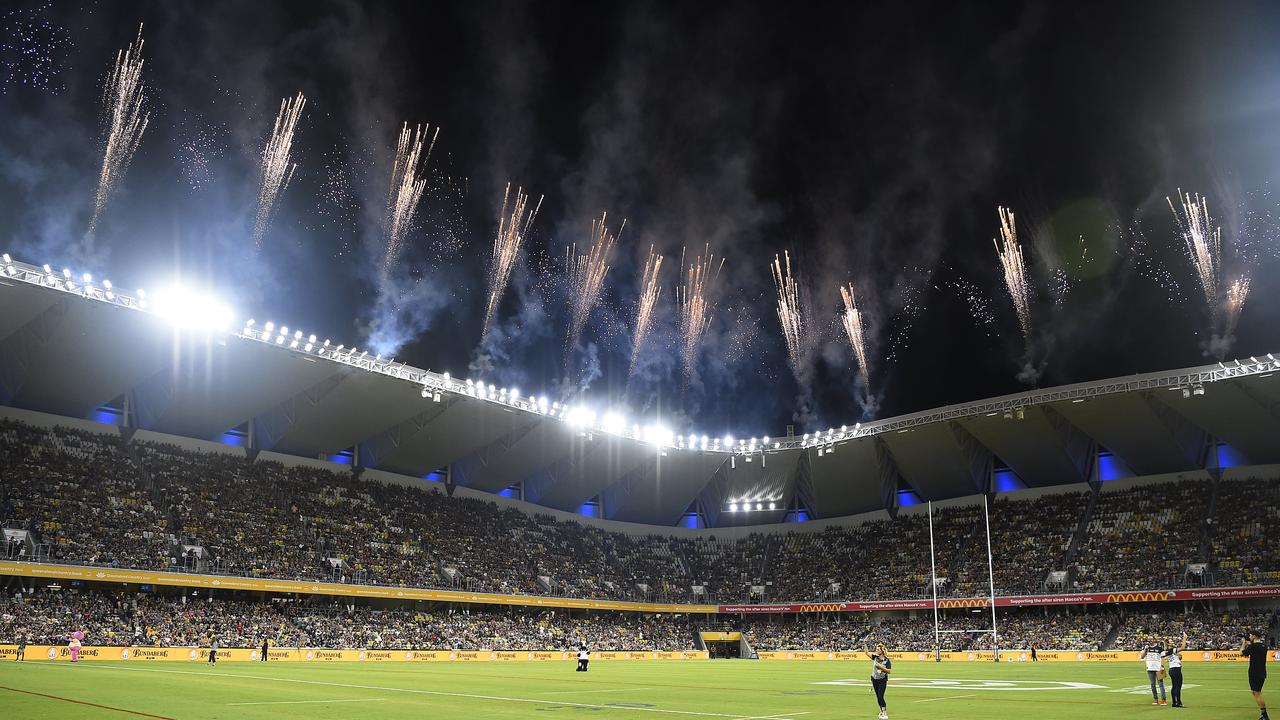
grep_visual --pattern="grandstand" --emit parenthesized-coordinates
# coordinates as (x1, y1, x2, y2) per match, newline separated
(1, 260, 1279, 720)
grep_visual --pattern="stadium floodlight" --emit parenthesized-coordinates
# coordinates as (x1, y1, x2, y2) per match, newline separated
(61, 268, 70, 278)
(602, 412, 624, 434)
(153, 286, 234, 332)
(769, 502, 776, 510)
(756, 502, 763, 511)
(1192, 385, 1205, 396)
(773, 442, 780, 449)
(304, 343, 312, 351)
(701, 435, 709, 450)
(290, 339, 299, 348)
(421, 387, 429, 398)
(264, 321, 274, 332)
(510, 388, 519, 401)
(802, 433, 809, 441)
(309, 334, 316, 343)
(1181, 387, 1191, 399)
(294, 330, 303, 339)
(82, 272, 92, 283)
(42, 264, 52, 274)
(103, 279, 112, 290)
(276, 335, 285, 344)
(729, 503, 738, 512)
(136, 288, 146, 298)
(335, 344, 344, 351)
(1, 253, 9, 263)
(723, 435, 733, 447)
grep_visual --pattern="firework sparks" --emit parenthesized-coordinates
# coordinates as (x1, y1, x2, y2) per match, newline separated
(253, 92, 306, 249)
(383, 122, 439, 277)
(1225, 275, 1251, 335)
(1167, 190, 1222, 314)
(566, 212, 622, 352)
(628, 245, 664, 376)
(88, 25, 149, 237)
(993, 206, 1033, 338)
(840, 283, 871, 382)
(676, 244, 723, 381)
(482, 183, 543, 338)
(771, 251, 804, 374)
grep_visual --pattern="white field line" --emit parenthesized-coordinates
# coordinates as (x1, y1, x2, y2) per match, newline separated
(28, 663, 761, 718)
(227, 698, 386, 706)
(728, 713, 812, 720)
(540, 687, 657, 695)
(913, 694, 977, 703)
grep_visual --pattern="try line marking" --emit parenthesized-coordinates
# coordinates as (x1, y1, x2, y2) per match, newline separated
(541, 687, 657, 695)
(28, 663, 778, 718)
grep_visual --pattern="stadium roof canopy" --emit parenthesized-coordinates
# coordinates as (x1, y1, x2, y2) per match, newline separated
(3, 257, 1280, 527)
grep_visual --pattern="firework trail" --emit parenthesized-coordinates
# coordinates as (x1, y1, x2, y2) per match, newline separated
(253, 92, 306, 249)
(1167, 190, 1222, 315)
(627, 245, 664, 376)
(676, 244, 724, 382)
(771, 251, 805, 374)
(565, 212, 622, 353)
(1225, 275, 1251, 337)
(840, 283, 871, 382)
(383, 122, 439, 277)
(993, 206, 1033, 338)
(482, 183, 543, 339)
(88, 25, 149, 238)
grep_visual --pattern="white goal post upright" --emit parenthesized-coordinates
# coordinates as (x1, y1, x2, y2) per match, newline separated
(928, 500, 940, 654)
(984, 493, 1000, 662)
(926, 495, 1000, 661)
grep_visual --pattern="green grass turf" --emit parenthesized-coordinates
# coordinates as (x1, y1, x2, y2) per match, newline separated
(0, 659, 1267, 719)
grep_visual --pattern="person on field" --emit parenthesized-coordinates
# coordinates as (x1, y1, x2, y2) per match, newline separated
(1163, 634, 1187, 707)
(208, 635, 219, 665)
(1143, 640, 1168, 705)
(15, 635, 25, 661)
(261, 637, 269, 662)
(1244, 630, 1270, 720)
(863, 643, 892, 720)
(68, 630, 83, 663)
(576, 645, 590, 672)
(1030, 643, 1038, 662)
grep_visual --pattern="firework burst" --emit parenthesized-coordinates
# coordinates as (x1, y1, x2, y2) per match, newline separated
(676, 244, 723, 382)
(1225, 275, 1251, 337)
(840, 282, 871, 382)
(628, 245, 664, 376)
(88, 25, 149, 237)
(565, 212, 622, 352)
(383, 122, 439, 277)
(993, 206, 1033, 338)
(253, 92, 306, 249)
(1167, 190, 1222, 315)
(771, 251, 805, 374)
(482, 183, 543, 339)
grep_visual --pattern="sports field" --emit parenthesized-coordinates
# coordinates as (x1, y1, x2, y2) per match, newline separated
(0, 659, 1264, 719)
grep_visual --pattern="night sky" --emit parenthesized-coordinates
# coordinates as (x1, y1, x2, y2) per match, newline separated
(3, 1, 1280, 441)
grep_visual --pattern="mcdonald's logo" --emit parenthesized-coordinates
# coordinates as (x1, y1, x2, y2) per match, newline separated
(938, 598, 989, 609)
(798, 603, 845, 612)
(1104, 592, 1169, 603)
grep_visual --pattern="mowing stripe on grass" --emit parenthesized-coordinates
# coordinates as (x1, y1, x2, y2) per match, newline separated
(0, 684, 176, 719)
(34, 663, 771, 718)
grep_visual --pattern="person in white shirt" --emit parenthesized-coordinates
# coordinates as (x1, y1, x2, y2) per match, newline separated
(1144, 642, 1168, 706)
(576, 646, 589, 672)
(1164, 634, 1187, 708)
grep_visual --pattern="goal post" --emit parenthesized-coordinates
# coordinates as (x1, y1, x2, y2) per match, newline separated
(927, 496, 1000, 661)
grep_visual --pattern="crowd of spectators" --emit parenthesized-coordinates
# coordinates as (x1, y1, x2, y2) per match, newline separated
(1, 587, 1274, 652)
(0, 421, 171, 570)
(1209, 478, 1280, 587)
(1070, 481, 1211, 592)
(4, 419, 1280, 606)
(1111, 607, 1277, 650)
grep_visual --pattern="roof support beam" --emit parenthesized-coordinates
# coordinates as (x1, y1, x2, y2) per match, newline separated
(0, 297, 72, 406)
(449, 420, 545, 488)
(874, 437, 906, 518)
(948, 421, 993, 495)
(356, 396, 457, 470)
(250, 373, 348, 450)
